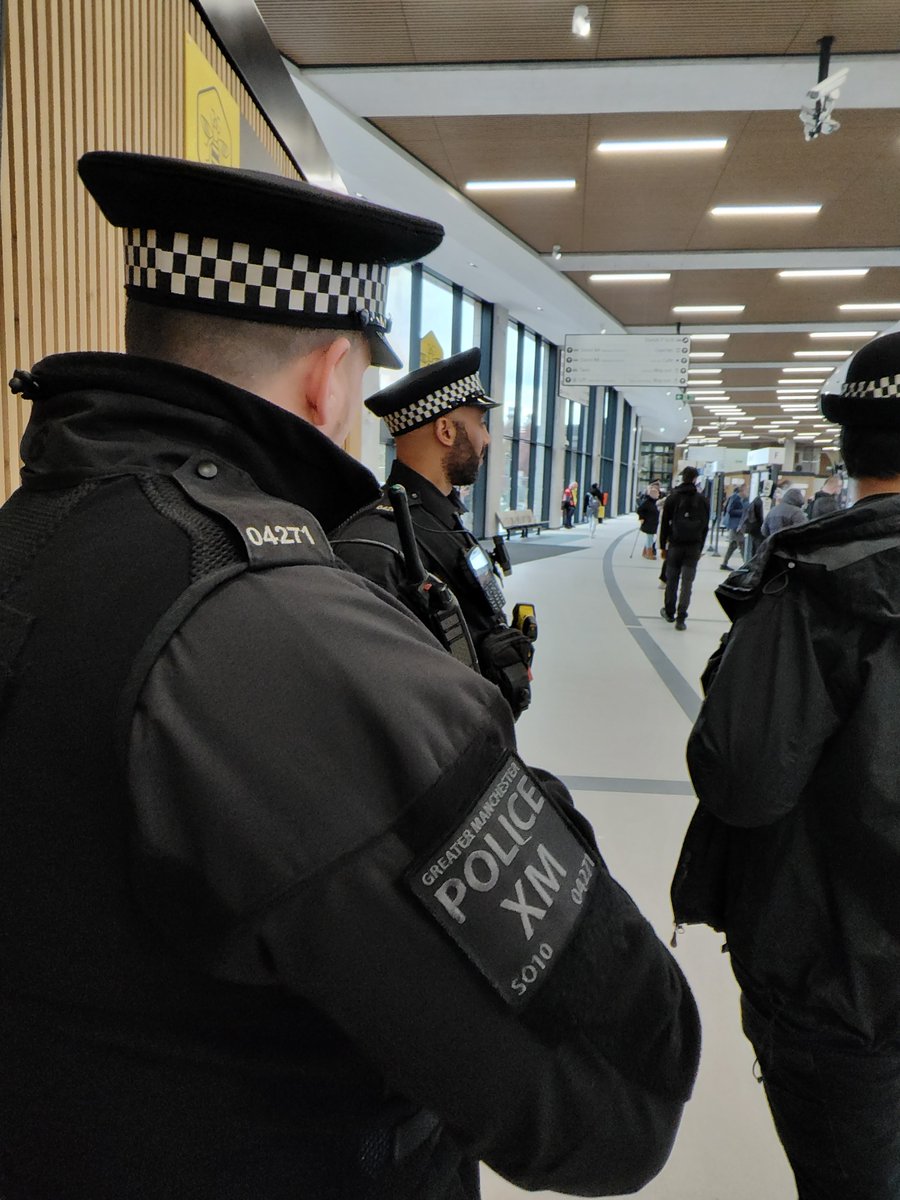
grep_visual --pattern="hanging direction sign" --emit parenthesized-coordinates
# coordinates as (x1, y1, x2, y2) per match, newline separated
(562, 335, 691, 389)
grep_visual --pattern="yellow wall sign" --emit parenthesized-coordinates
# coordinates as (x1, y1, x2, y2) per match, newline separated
(419, 331, 444, 367)
(184, 34, 240, 167)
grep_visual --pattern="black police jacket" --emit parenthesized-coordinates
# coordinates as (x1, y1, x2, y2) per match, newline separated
(682, 495, 900, 1048)
(333, 461, 533, 715)
(0, 352, 699, 1199)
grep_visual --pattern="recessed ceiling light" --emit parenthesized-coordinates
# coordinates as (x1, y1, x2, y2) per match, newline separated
(597, 138, 728, 153)
(689, 333, 731, 341)
(688, 368, 722, 374)
(588, 272, 671, 282)
(839, 303, 900, 311)
(778, 268, 868, 278)
(777, 380, 822, 387)
(572, 4, 591, 36)
(809, 330, 875, 338)
(793, 350, 851, 358)
(673, 305, 745, 314)
(465, 179, 577, 191)
(689, 351, 725, 358)
(711, 204, 821, 217)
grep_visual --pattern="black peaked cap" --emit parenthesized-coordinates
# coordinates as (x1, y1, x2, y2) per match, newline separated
(77, 152, 444, 368)
(366, 348, 498, 437)
(78, 152, 443, 262)
(821, 331, 900, 427)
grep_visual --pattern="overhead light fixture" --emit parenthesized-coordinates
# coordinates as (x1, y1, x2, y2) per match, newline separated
(597, 137, 728, 153)
(690, 351, 725, 358)
(778, 268, 868, 278)
(688, 368, 722, 374)
(809, 330, 874, 339)
(588, 272, 671, 282)
(777, 380, 822, 386)
(782, 366, 830, 373)
(711, 204, 821, 217)
(465, 179, 577, 192)
(689, 333, 731, 341)
(673, 305, 745, 314)
(839, 302, 900, 311)
(572, 4, 591, 37)
(793, 349, 851, 357)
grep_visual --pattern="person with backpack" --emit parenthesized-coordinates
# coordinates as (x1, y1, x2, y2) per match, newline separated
(659, 466, 710, 631)
(739, 490, 765, 559)
(719, 484, 747, 571)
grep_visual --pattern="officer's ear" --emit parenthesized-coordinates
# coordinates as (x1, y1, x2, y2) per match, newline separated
(301, 333, 367, 446)
(433, 414, 457, 447)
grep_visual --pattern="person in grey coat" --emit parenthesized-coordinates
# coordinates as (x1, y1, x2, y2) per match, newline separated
(761, 486, 808, 537)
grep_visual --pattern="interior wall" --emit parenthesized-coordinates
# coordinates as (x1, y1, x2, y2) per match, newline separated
(0, 0, 299, 502)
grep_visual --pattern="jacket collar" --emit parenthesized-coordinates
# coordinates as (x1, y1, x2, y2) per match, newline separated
(386, 459, 465, 528)
(18, 352, 381, 532)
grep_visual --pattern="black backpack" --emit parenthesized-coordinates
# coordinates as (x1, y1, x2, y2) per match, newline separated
(671, 491, 705, 544)
(740, 497, 764, 539)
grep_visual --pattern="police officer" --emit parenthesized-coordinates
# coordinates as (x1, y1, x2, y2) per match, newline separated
(334, 349, 534, 717)
(0, 151, 699, 1200)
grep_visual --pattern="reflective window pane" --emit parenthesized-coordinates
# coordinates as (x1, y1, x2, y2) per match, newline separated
(518, 332, 536, 440)
(461, 294, 482, 351)
(504, 323, 518, 437)
(499, 439, 514, 511)
(420, 273, 454, 363)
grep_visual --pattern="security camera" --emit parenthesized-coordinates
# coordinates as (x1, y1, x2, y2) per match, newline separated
(800, 66, 848, 140)
(805, 66, 849, 103)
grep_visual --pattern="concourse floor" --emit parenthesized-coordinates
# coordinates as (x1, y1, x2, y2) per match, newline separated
(480, 516, 795, 1200)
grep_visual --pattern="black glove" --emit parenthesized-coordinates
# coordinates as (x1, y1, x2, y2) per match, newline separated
(477, 626, 534, 719)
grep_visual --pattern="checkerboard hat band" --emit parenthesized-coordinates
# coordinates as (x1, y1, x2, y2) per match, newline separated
(124, 228, 389, 329)
(382, 372, 487, 436)
(842, 372, 900, 400)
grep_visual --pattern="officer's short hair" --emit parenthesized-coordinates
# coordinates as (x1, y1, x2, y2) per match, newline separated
(840, 426, 900, 480)
(124, 298, 365, 381)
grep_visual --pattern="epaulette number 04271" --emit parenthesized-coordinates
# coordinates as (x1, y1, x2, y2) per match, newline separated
(244, 524, 316, 547)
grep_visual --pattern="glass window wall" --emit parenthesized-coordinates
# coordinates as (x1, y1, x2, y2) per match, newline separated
(500, 322, 556, 520)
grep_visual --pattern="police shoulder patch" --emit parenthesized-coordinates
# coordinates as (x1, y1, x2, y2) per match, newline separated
(174, 455, 334, 570)
(407, 755, 597, 1006)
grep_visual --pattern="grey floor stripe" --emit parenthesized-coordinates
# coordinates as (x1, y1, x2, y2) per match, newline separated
(602, 532, 702, 723)
(560, 776, 695, 796)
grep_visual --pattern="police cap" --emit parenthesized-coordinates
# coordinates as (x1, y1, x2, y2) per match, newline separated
(77, 151, 444, 369)
(821, 332, 900, 427)
(366, 348, 498, 436)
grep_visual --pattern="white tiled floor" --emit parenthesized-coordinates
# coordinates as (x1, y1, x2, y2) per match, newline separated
(480, 516, 796, 1200)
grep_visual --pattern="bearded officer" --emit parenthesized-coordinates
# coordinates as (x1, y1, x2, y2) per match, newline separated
(333, 349, 534, 718)
(0, 151, 699, 1200)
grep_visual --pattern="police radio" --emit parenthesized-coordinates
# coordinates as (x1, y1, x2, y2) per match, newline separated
(465, 544, 507, 616)
(387, 485, 479, 672)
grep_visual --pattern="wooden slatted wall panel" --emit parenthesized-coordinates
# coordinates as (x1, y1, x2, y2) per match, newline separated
(0, 0, 300, 502)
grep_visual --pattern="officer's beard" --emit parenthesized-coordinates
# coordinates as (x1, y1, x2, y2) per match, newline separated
(444, 422, 483, 487)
